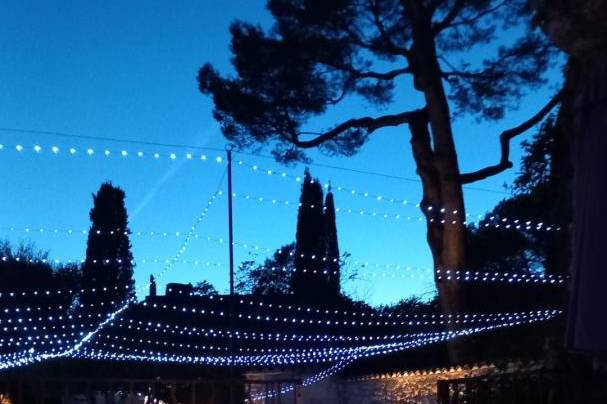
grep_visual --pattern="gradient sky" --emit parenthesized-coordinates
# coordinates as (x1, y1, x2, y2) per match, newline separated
(0, 1, 563, 306)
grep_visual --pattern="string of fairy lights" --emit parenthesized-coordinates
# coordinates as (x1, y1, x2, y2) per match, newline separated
(61, 311, 560, 368)
(0, 140, 561, 231)
(0, 133, 567, 391)
(0, 170, 227, 371)
(0, 255, 569, 289)
(0, 168, 234, 373)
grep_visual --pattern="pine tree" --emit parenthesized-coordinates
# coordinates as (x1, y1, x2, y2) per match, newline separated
(81, 182, 135, 305)
(323, 188, 340, 296)
(291, 169, 325, 298)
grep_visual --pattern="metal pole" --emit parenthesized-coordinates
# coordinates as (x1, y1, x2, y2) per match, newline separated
(227, 147, 235, 295)
(227, 147, 235, 404)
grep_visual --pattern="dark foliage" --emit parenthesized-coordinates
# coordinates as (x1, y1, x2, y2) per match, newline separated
(462, 109, 572, 320)
(198, 0, 554, 161)
(237, 170, 342, 301)
(0, 241, 81, 292)
(467, 111, 572, 279)
(292, 169, 342, 300)
(322, 189, 340, 295)
(236, 243, 295, 296)
(192, 280, 219, 296)
(81, 182, 135, 305)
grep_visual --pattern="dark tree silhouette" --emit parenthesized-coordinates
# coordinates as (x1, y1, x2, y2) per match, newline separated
(462, 107, 572, 320)
(527, 3, 607, 355)
(466, 110, 572, 278)
(237, 243, 295, 296)
(192, 280, 218, 296)
(292, 169, 326, 298)
(198, 0, 562, 322)
(149, 274, 157, 297)
(0, 241, 82, 292)
(322, 187, 340, 296)
(81, 182, 135, 305)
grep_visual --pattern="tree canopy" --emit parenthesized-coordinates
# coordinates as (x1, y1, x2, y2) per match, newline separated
(199, 0, 557, 164)
(82, 182, 135, 304)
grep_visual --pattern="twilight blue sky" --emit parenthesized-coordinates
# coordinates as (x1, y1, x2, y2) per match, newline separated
(0, 1, 563, 306)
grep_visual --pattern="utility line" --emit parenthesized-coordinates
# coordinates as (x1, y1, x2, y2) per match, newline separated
(0, 126, 510, 195)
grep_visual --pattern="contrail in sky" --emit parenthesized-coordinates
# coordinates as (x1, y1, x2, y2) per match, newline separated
(130, 125, 217, 221)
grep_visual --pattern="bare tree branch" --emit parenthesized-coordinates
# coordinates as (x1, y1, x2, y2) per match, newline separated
(432, 0, 465, 34)
(447, 0, 507, 29)
(289, 108, 426, 148)
(459, 90, 563, 184)
(368, 0, 405, 55)
(353, 67, 411, 79)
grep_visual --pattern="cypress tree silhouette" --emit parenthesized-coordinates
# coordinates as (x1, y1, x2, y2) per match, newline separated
(323, 187, 340, 297)
(291, 169, 325, 298)
(81, 182, 135, 305)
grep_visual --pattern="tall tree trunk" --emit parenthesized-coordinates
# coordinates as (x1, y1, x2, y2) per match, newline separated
(406, 0, 469, 362)
(535, 0, 607, 355)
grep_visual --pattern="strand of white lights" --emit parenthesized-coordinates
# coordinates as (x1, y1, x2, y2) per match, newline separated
(93, 334, 401, 356)
(1, 316, 111, 334)
(249, 359, 358, 401)
(1, 142, 225, 164)
(0, 330, 84, 349)
(0, 285, 128, 299)
(66, 335, 452, 366)
(247, 360, 353, 402)
(67, 311, 561, 368)
(235, 160, 561, 231)
(248, 312, 561, 400)
(89, 313, 560, 369)
(160, 294, 556, 321)
(100, 325, 456, 350)
(0, 225, 562, 278)
(237, 159, 420, 208)
(435, 269, 566, 284)
(1, 317, 103, 335)
(236, 265, 567, 285)
(233, 192, 559, 231)
(0, 226, 214, 238)
(233, 299, 562, 321)
(135, 174, 226, 296)
(0, 255, 223, 268)
(0, 333, 82, 353)
(0, 299, 132, 370)
(113, 318, 461, 343)
(1, 300, 117, 317)
(90, 337, 437, 362)
(0, 185, 223, 297)
(0, 246, 569, 286)
(139, 301, 561, 327)
(1, 142, 559, 230)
